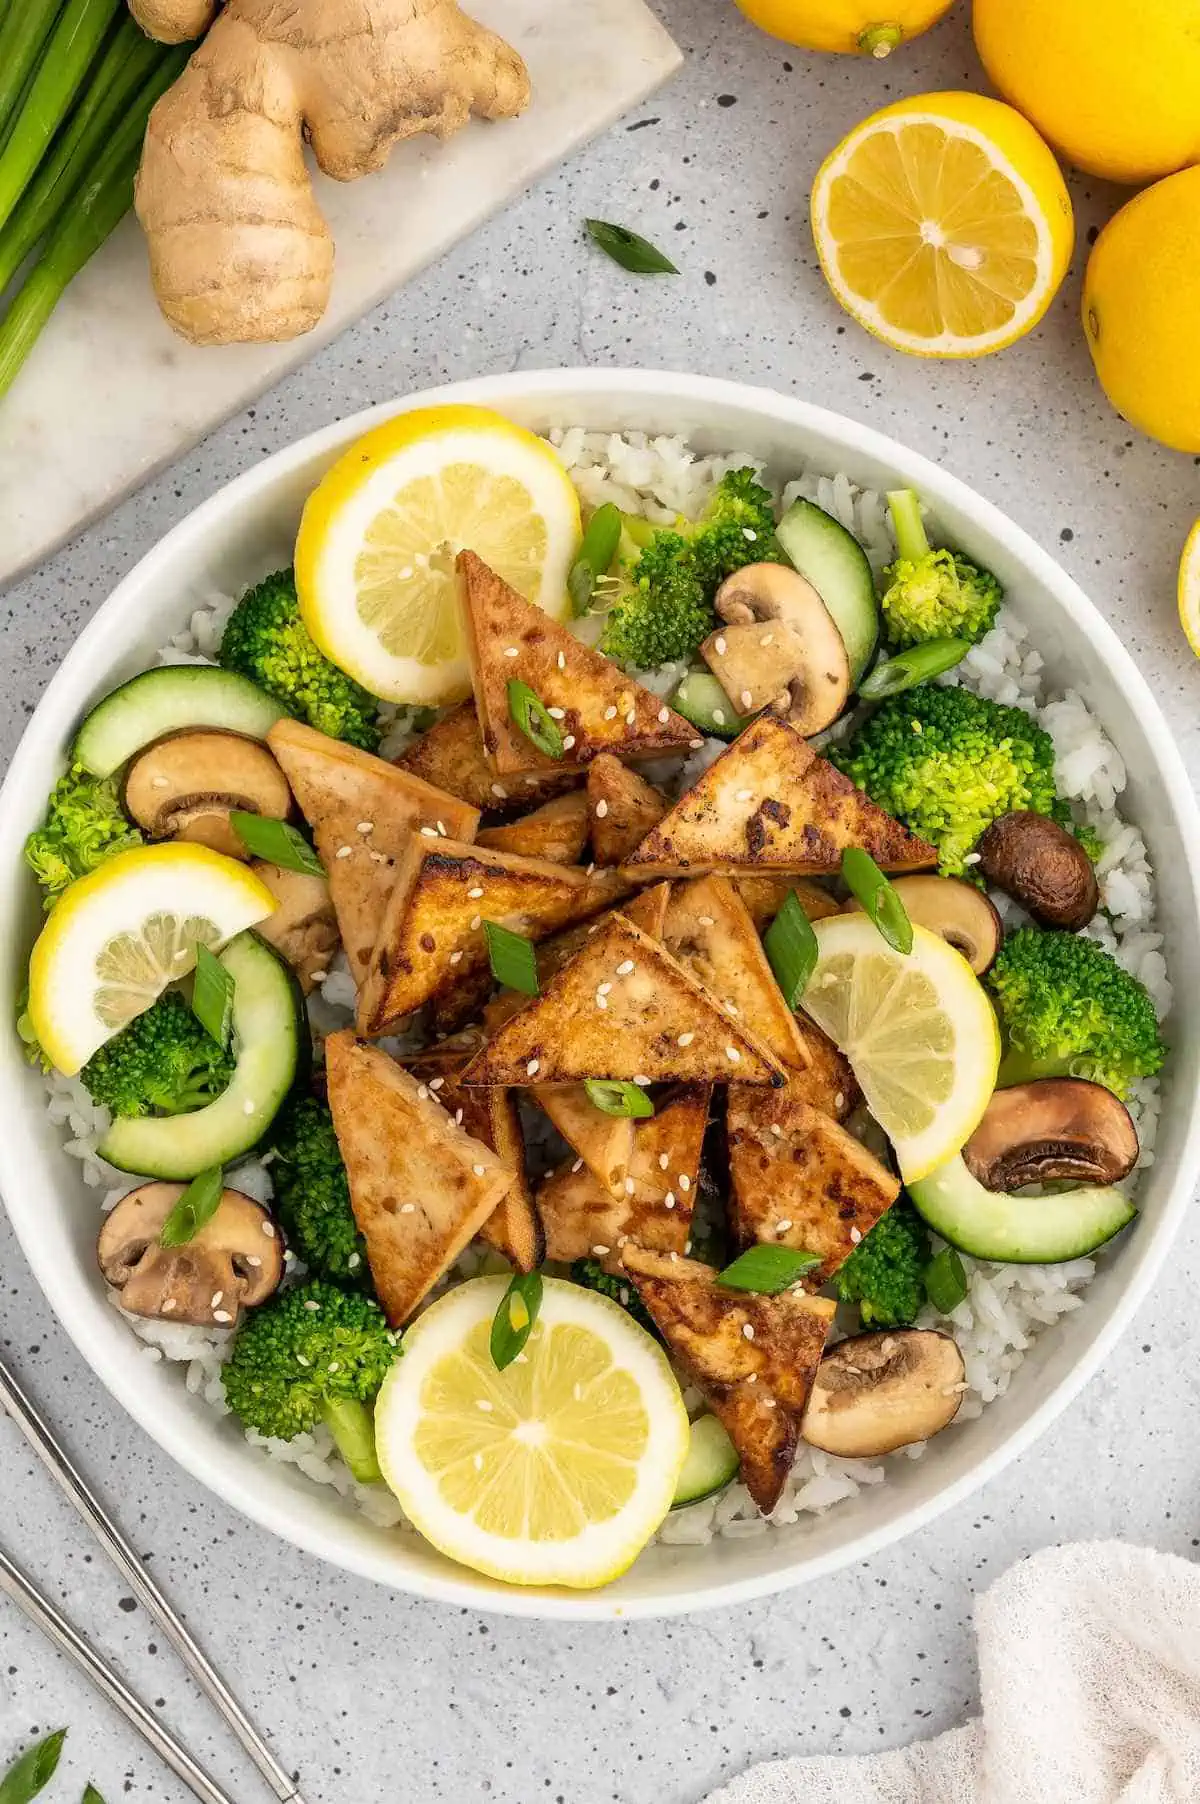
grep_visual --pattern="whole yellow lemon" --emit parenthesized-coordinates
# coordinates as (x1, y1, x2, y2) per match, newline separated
(1083, 166, 1200, 453)
(734, 0, 955, 56)
(973, 0, 1200, 185)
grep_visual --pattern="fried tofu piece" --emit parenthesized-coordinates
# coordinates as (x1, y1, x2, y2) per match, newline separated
(532, 1087, 635, 1197)
(663, 875, 809, 1072)
(790, 1020, 859, 1120)
(622, 717, 938, 879)
(617, 1244, 835, 1513)
(250, 861, 340, 994)
(587, 755, 668, 865)
(395, 701, 580, 812)
(735, 875, 841, 933)
(458, 551, 698, 775)
(268, 719, 480, 986)
(622, 880, 671, 939)
(726, 1082, 899, 1285)
(536, 1085, 711, 1263)
(324, 1033, 512, 1326)
(460, 913, 784, 1088)
(476, 792, 590, 865)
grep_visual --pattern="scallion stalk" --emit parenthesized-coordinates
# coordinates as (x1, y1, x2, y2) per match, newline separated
(0, 0, 122, 232)
(0, 0, 68, 148)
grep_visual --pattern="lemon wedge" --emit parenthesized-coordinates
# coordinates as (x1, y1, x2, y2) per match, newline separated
(800, 915, 1000, 1182)
(295, 405, 581, 706)
(1178, 519, 1200, 659)
(811, 92, 1074, 358)
(375, 1276, 688, 1590)
(28, 844, 276, 1075)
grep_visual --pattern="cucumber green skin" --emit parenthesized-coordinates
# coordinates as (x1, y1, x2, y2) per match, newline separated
(669, 670, 751, 741)
(908, 1154, 1136, 1265)
(776, 497, 879, 685)
(74, 668, 286, 778)
(671, 1413, 740, 1508)
(99, 932, 305, 1179)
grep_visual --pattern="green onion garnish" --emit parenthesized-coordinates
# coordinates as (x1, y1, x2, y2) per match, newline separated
(230, 811, 324, 875)
(584, 1079, 654, 1119)
(490, 1270, 544, 1371)
(764, 889, 819, 1008)
(925, 1246, 968, 1314)
(584, 218, 679, 275)
(484, 920, 539, 995)
(0, 1728, 67, 1804)
(841, 847, 913, 955)
(159, 1167, 225, 1249)
(569, 502, 623, 616)
(507, 679, 565, 760)
(191, 943, 234, 1050)
(857, 638, 971, 700)
(717, 1245, 822, 1294)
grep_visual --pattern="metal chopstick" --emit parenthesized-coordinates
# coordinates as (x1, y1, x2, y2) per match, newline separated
(0, 1547, 237, 1804)
(0, 1355, 306, 1804)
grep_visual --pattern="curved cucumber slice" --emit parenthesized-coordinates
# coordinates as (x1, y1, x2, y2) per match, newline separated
(100, 932, 303, 1178)
(776, 497, 879, 685)
(908, 1153, 1136, 1264)
(669, 670, 751, 741)
(75, 667, 285, 778)
(671, 1413, 740, 1508)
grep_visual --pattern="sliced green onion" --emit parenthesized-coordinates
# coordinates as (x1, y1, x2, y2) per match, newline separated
(584, 1079, 654, 1119)
(230, 811, 324, 875)
(507, 679, 564, 760)
(0, 1728, 67, 1804)
(764, 889, 819, 1008)
(490, 1270, 544, 1371)
(569, 502, 623, 616)
(159, 1167, 225, 1248)
(841, 847, 913, 955)
(484, 920, 539, 995)
(717, 1245, 822, 1294)
(83, 1784, 109, 1804)
(0, 0, 124, 237)
(925, 1246, 968, 1314)
(191, 943, 234, 1050)
(584, 218, 678, 275)
(858, 638, 971, 700)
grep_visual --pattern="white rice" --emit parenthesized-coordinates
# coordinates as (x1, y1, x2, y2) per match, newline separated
(46, 432, 1170, 1551)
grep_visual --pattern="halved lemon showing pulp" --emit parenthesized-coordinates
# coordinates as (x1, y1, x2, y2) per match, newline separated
(295, 405, 581, 706)
(375, 1276, 688, 1589)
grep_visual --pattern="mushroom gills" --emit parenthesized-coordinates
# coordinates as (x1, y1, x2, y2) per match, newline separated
(123, 729, 292, 860)
(802, 1330, 965, 1459)
(702, 563, 851, 737)
(975, 811, 1099, 931)
(963, 1079, 1139, 1192)
(97, 1181, 283, 1326)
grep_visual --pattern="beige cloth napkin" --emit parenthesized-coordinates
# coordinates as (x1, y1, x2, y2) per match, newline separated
(707, 1543, 1200, 1804)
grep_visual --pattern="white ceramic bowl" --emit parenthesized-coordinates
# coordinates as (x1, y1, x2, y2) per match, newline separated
(3, 370, 1198, 1620)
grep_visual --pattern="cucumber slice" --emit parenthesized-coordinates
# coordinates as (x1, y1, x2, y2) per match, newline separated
(776, 497, 879, 685)
(99, 932, 304, 1179)
(75, 668, 286, 778)
(908, 1153, 1136, 1264)
(671, 1413, 740, 1508)
(669, 670, 751, 741)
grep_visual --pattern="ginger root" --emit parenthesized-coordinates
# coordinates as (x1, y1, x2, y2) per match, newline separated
(131, 0, 530, 346)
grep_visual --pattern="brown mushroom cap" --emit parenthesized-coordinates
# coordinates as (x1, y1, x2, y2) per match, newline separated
(975, 811, 1099, 931)
(702, 564, 851, 736)
(98, 1182, 283, 1327)
(251, 860, 340, 994)
(802, 1329, 966, 1458)
(123, 730, 292, 861)
(842, 875, 1002, 974)
(963, 1078, 1138, 1192)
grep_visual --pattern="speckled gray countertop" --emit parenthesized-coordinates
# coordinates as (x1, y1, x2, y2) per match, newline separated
(2, 5, 1198, 1801)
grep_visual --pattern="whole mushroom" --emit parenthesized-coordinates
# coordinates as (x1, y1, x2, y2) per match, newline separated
(975, 811, 1099, 931)
(802, 1329, 966, 1458)
(98, 1183, 284, 1327)
(122, 729, 292, 860)
(701, 563, 851, 736)
(963, 1079, 1139, 1191)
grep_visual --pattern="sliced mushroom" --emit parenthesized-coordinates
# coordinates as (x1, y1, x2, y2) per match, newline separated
(701, 563, 851, 736)
(842, 875, 1002, 974)
(975, 811, 1098, 931)
(123, 730, 292, 860)
(802, 1329, 965, 1458)
(251, 860, 340, 994)
(963, 1079, 1138, 1192)
(98, 1182, 283, 1327)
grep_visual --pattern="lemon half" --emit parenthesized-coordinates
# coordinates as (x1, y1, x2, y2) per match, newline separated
(1180, 519, 1200, 660)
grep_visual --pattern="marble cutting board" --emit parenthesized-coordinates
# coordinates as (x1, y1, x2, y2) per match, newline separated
(0, 0, 680, 588)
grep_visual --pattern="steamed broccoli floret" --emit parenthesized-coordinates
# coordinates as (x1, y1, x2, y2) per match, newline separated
(219, 568, 382, 751)
(571, 1259, 662, 1340)
(833, 685, 1061, 876)
(222, 1279, 398, 1484)
(24, 765, 143, 907)
(80, 990, 234, 1117)
(879, 490, 1003, 649)
(831, 1198, 930, 1328)
(268, 1094, 370, 1289)
(987, 927, 1165, 1099)
(687, 466, 783, 588)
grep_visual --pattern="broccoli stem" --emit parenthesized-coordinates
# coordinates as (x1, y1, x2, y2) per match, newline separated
(0, 0, 122, 233)
(887, 489, 932, 565)
(322, 1397, 383, 1486)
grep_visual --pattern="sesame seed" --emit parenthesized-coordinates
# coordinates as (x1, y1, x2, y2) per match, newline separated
(262, 1221, 276, 1237)
(849, 1226, 863, 1244)
(678, 1174, 691, 1192)
(659, 1153, 670, 1170)
(724, 999, 740, 1016)
(743, 527, 757, 542)
(562, 735, 576, 750)
(213, 1310, 233, 1324)
(417, 1084, 429, 1100)
(770, 1123, 783, 1138)
(247, 1255, 263, 1268)
(597, 981, 613, 996)
(963, 852, 982, 866)
(472, 1163, 486, 1177)
(698, 915, 715, 926)
(763, 1397, 777, 1409)
(558, 651, 567, 670)
(775, 1219, 793, 1234)
(742, 1322, 755, 1340)
(592, 1244, 610, 1256)
(436, 820, 447, 835)
(335, 845, 352, 859)
(760, 632, 774, 647)
(740, 690, 753, 708)
(428, 1076, 444, 1091)
(657, 707, 670, 723)
(690, 739, 705, 750)
(625, 710, 636, 727)
(449, 950, 464, 964)
(713, 709, 726, 726)
(677, 1032, 694, 1047)
(604, 705, 618, 721)
(725, 1045, 741, 1062)
(369, 850, 388, 863)
(504, 646, 519, 658)
(734, 789, 753, 802)
(746, 1371, 757, 1383)
(162, 1298, 177, 1312)
(470, 914, 481, 930)
(595, 799, 609, 819)
(634, 1074, 650, 1086)
(526, 1058, 540, 1077)
(624, 1178, 635, 1196)
(664, 1192, 676, 1209)
(356, 820, 374, 833)
(834, 1092, 846, 1111)
(476, 1398, 494, 1410)
(151, 775, 170, 788)
(296, 1354, 310, 1367)
(454, 1109, 463, 1125)
(572, 1159, 584, 1173)
(616, 959, 634, 976)
(467, 885, 484, 898)
(715, 636, 727, 655)
(596, 993, 608, 1010)
(346, 1254, 359, 1270)
(401, 1203, 416, 1214)
(420, 826, 438, 837)
(304, 1299, 321, 1312)
(310, 970, 328, 983)
(491, 783, 508, 799)
(547, 706, 566, 719)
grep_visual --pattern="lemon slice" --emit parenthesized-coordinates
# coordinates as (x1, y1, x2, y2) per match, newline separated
(800, 915, 1000, 1182)
(811, 92, 1074, 358)
(295, 405, 581, 706)
(375, 1276, 688, 1590)
(28, 844, 275, 1075)
(1179, 519, 1200, 658)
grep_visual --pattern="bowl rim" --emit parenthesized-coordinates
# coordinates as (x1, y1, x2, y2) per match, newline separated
(5, 365, 1200, 1621)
